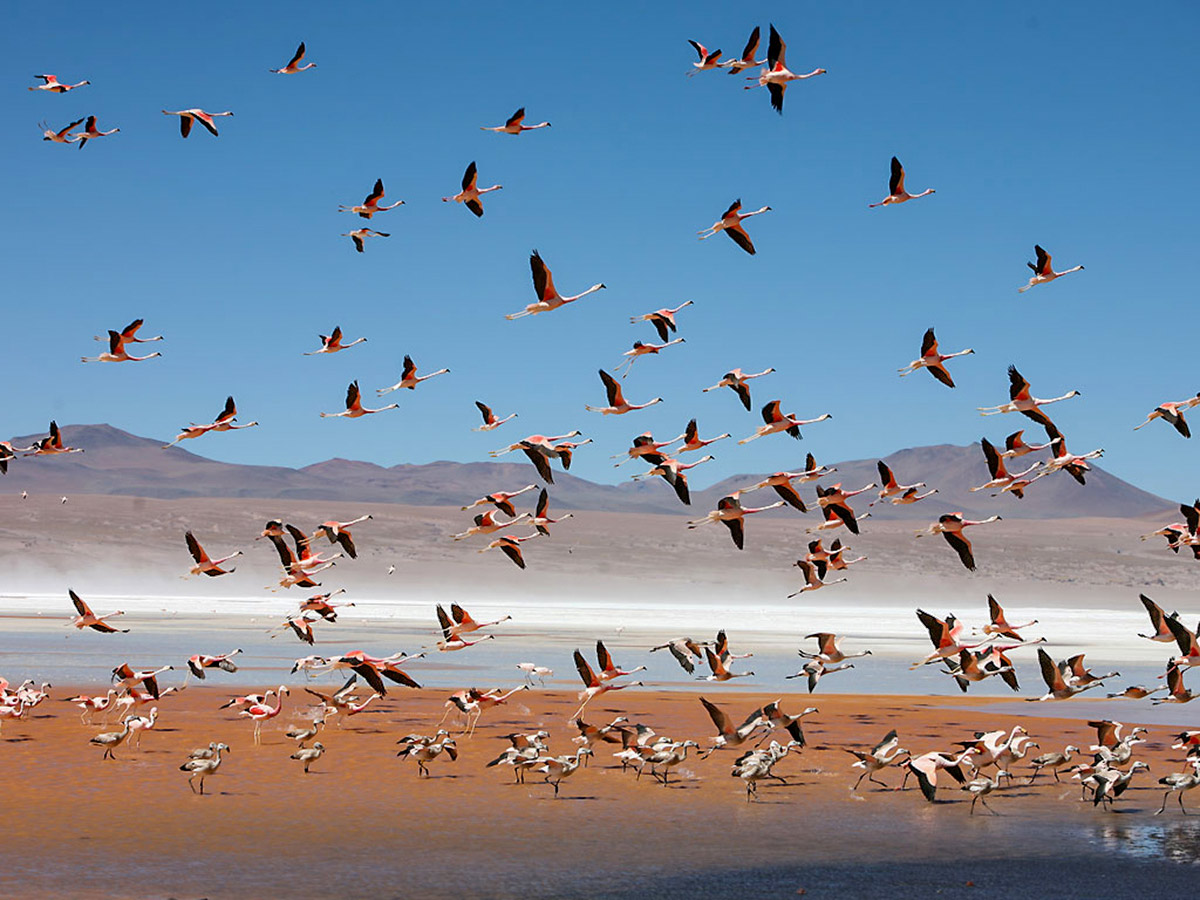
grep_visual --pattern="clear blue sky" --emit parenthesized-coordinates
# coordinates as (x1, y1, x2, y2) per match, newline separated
(5, 1, 1197, 500)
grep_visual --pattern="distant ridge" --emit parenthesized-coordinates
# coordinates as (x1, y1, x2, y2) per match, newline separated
(1, 423, 1173, 519)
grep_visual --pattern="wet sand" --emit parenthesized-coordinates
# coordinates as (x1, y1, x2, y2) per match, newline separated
(2, 687, 1197, 899)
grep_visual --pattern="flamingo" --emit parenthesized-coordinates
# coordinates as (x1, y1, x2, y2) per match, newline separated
(649, 638, 711, 675)
(489, 431, 586, 484)
(1026, 745, 1081, 783)
(40, 118, 83, 143)
(1018, 244, 1084, 293)
(472, 401, 517, 431)
(66, 689, 118, 725)
(529, 488, 574, 534)
(111, 663, 173, 700)
(442, 161, 502, 217)
(745, 25, 826, 114)
(702, 366, 775, 410)
(162, 109, 233, 138)
(786, 659, 854, 692)
(910, 610, 994, 669)
(126, 707, 158, 749)
(1028, 648, 1105, 701)
(480, 107, 550, 134)
(480, 532, 540, 569)
(903, 748, 978, 801)
(82, 329, 162, 363)
(869, 157, 935, 207)
(339, 178, 404, 219)
(1041, 423, 1103, 484)
(516, 664, 553, 686)
(999, 429, 1053, 459)
(397, 734, 458, 777)
(594, 640, 646, 682)
(29, 74, 89, 93)
(377, 355, 450, 395)
(185, 531, 241, 577)
(1155, 760, 1200, 814)
(614, 338, 685, 377)
(304, 326, 367, 355)
(443, 604, 513, 639)
(962, 771, 1008, 815)
(1152, 664, 1197, 705)
(1134, 393, 1200, 438)
(699, 645, 755, 682)
(613, 432, 683, 467)
(69, 590, 127, 633)
(90, 718, 133, 760)
(686, 39, 723, 75)
(897, 328, 973, 387)
(533, 749, 591, 797)
(585, 369, 663, 415)
(723, 26, 765, 74)
(320, 381, 399, 418)
(915, 513, 1001, 572)
(299, 590, 352, 622)
(572, 650, 641, 719)
(739, 400, 831, 443)
(872, 461, 927, 505)
(630, 300, 693, 342)
(435, 606, 496, 652)
(462, 484, 538, 517)
(981, 594, 1038, 641)
(180, 743, 229, 794)
(75, 115, 119, 149)
(943, 648, 1016, 692)
(270, 41, 316, 73)
(687, 493, 785, 550)
(506, 250, 605, 319)
(698, 199, 771, 255)
(698, 697, 765, 758)
(1165, 615, 1200, 670)
(971, 438, 1044, 498)
(1, 441, 32, 474)
(672, 418, 730, 455)
(846, 730, 910, 790)
(826, 538, 867, 570)
(632, 454, 713, 506)
(93, 318, 162, 346)
(799, 633, 872, 666)
(341, 228, 389, 253)
(240, 687, 289, 744)
(163, 397, 257, 447)
(814, 483, 874, 535)
(788, 559, 846, 596)
(453, 508, 531, 540)
(311, 515, 372, 559)
(25, 421, 83, 456)
(978, 365, 1080, 427)
(185, 649, 242, 681)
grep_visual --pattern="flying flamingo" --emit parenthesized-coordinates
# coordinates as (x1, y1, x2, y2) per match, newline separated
(702, 366, 775, 410)
(722, 26, 764, 74)
(299, 590, 352, 622)
(687, 493, 785, 550)
(506, 250, 605, 319)
(490, 431, 585, 484)
(442, 161, 501, 217)
(480, 532, 540, 569)
(572, 649, 641, 719)
(185, 649, 243, 681)
(40, 118, 83, 143)
(869, 157, 935, 207)
(698, 199, 771, 255)
(799, 632, 872, 666)
(0, 441, 28, 474)
(697, 697, 765, 758)
(305, 326, 367, 355)
(633, 454, 714, 506)
(453, 509, 531, 541)
(1041, 424, 1103, 484)
(111, 663, 173, 699)
(630, 300, 693, 342)
(910, 610, 995, 668)
(442, 604, 514, 639)
(741, 454, 835, 510)
(915, 513, 1001, 572)
(845, 730, 909, 790)
(981, 594, 1038, 641)
(586, 369, 663, 415)
(744, 25, 826, 114)
(1029, 649, 1104, 701)
(435, 607, 496, 652)
(163, 397, 257, 448)
(999, 429, 1053, 459)
(897, 327, 973, 387)
(613, 432, 683, 467)
(788, 559, 846, 596)
(92, 318, 162, 346)
(241, 687, 289, 744)
(310, 515, 372, 559)
(815, 483, 874, 535)
(739, 400, 831, 443)
(672, 418, 730, 454)
(472, 401, 517, 431)
(29, 74, 89, 93)
(686, 39, 723, 75)
(161, 109, 233, 138)
(594, 640, 646, 682)
(378, 355, 450, 394)
(75, 115, 119, 149)
(462, 485, 538, 517)
(185, 531, 241, 577)
(1019, 244, 1084, 293)
(978, 365, 1080, 427)
(320, 381, 399, 418)
(25, 421, 83, 456)
(613, 338, 685, 377)
(872, 461, 926, 505)
(1134, 393, 1200, 438)
(530, 488, 574, 534)
(270, 41, 316, 73)
(339, 178, 404, 219)
(82, 329, 161, 363)
(480, 107, 550, 134)
(341, 228, 389, 253)
(69, 590, 127, 633)
(971, 438, 1044, 498)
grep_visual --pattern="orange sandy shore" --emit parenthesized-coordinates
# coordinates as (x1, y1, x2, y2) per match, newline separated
(1, 687, 1196, 899)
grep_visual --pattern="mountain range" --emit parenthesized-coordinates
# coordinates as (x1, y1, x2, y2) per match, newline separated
(1, 423, 1173, 520)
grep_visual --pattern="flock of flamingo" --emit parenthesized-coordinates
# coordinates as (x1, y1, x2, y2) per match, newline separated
(5, 24, 1198, 814)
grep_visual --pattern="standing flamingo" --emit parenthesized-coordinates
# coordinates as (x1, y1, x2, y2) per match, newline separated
(270, 41, 316, 73)
(442, 161, 502, 217)
(506, 250, 605, 319)
(869, 157, 935, 207)
(240, 687, 289, 744)
(162, 109, 233, 138)
(698, 200, 771, 255)
(1019, 244, 1084, 293)
(744, 25, 826, 114)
